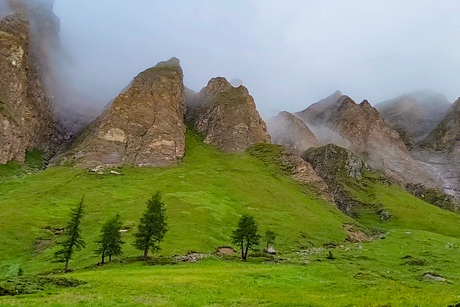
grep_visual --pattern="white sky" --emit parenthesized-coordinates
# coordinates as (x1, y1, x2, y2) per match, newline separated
(54, 0, 460, 117)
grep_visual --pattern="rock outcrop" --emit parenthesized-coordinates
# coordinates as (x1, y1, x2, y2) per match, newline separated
(302, 144, 370, 215)
(376, 91, 451, 147)
(187, 77, 270, 152)
(295, 94, 442, 189)
(0, 12, 58, 163)
(53, 58, 186, 167)
(267, 111, 320, 155)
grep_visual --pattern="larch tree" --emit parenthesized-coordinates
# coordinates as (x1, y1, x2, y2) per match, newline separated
(95, 214, 124, 264)
(54, 197, 85, 271)
(231, 214, 261, 260)
(133, 191, 168, 261)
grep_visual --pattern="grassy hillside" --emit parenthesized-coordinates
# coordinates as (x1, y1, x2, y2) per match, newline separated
(0, 131, 350, 277)
(340, 170, 460, 236)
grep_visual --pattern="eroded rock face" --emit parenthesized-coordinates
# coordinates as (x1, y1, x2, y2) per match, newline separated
(0, 12, 58, 163)
(54, 58, 186, 167)
(415, 99, 460, 197)
(187, 77, 270, 152)
(376, 91, 451, 148)
(267, 111, 321, 155)
(296, 94, 442, 189)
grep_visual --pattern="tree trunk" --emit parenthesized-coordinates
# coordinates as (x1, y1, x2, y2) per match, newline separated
(244, 241, 250, 261)
(64, 258, 69, 271)
(240, 241, 245, 260)
(143, 248, 149, 261)
(101, 250, 105, 265)
(109, 254, 112, 262)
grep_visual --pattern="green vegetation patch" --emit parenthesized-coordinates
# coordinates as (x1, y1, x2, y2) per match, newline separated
(0, 276, 85, 296)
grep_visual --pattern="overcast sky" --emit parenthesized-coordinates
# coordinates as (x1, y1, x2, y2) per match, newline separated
(54, 0, 460, 117)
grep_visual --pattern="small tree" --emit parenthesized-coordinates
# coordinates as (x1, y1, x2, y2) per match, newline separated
(95, 214, 124, 264)
(231, 214, 261, 260)
(264, 229, 276, 250)
(55, 197, 85, 271)
(133, 191, 168, 261)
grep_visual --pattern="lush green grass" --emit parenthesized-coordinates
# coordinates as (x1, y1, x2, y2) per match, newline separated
(0, 131, 350, 277)
(341, 171, 460, 237)
(2, 131, 460, 306)
(1, 229, 459, 306)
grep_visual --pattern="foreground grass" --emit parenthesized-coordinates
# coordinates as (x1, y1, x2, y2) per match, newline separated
(1, 230, 459, 307)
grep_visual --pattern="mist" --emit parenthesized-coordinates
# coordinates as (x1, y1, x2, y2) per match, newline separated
(46, 0, 460, 119)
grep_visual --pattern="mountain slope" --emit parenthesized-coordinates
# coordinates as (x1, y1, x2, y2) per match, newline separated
(295, 95, 442, 189)
(415, 98, 460, 197)
(376, 90, 451, 147)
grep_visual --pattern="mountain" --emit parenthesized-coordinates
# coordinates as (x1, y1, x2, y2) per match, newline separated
(186, 77, 270, 152)
(53, 58, 186, 167)
(267, 111, 320, 155)
(295, 90, 342, 126)
(0, 11, 59, 164)
(294, 94, 442, 189)
(415, 98, 460, 197)
(376, 90, 451, 147)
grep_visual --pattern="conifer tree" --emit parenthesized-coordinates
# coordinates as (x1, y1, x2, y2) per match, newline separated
(133, 191, 168, 261)
(231, 214, 261, 260)
(95, 214, 124, 264)
(55, 197, 85, 271)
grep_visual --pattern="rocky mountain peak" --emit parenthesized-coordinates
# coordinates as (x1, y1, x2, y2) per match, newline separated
(187, 77, 270, 152)
(203, 77, 233, 97)
(295, 90, 342, 125)
(53, 58, 186, 167)
(294, 93, 443, 189)
(267, 111, 320, 155)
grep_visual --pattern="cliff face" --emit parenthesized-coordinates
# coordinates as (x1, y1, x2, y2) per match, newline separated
(54, 58, 186, 167)
(295, 94, 442, 189)
(376, 91, 451, 147)
(302, 144, 370, 215)
(267, 111, 320, 155)
(0, 12, 58, 163)
(187, 77, 270, 152)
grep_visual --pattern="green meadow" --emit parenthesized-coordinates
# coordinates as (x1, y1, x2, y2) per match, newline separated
(1, 131, 460, 306)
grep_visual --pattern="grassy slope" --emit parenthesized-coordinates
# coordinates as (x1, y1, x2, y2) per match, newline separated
(341, 171, 460, 236)
(0, 131, 349, 276)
